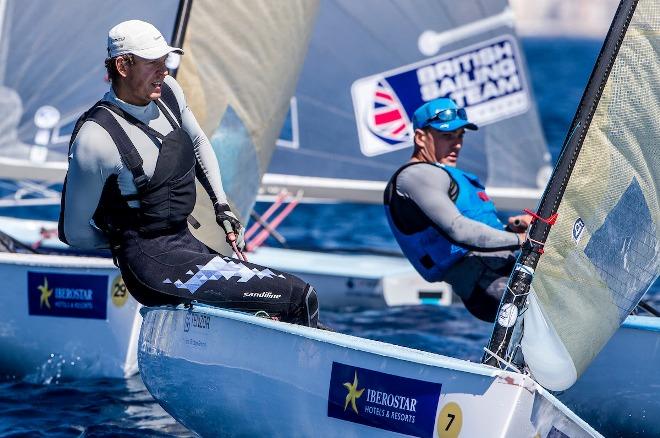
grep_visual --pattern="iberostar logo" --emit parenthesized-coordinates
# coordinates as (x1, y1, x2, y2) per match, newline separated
(328, 362, 442, 436)
(343, 371, 364, 414)
(28, 271, 108, 320)
(38, 277, 53, 309)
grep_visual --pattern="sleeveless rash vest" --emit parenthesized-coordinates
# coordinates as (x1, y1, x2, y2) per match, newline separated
(384, 162, 504, 282)
(59, 82, 194, 240)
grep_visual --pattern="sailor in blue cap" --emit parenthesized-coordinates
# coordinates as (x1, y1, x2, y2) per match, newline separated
(384, 98, 530, 322)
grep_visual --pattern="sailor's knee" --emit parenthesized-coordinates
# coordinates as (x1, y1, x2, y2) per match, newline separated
(463, 280, 505, 323)
(289, 278, 319, 328)
(304, 285, 319, 328)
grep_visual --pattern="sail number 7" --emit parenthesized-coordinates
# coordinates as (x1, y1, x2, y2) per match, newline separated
(436, 402, 462, 437)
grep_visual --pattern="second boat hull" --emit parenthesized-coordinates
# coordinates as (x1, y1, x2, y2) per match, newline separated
(0, 252, 141, 380)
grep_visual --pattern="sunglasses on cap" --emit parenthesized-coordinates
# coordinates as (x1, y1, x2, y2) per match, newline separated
(421, 108, 468, 128)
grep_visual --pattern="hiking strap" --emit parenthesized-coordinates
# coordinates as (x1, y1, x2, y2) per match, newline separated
(158, 81, 182, 126)
(87, 106, 150, 193)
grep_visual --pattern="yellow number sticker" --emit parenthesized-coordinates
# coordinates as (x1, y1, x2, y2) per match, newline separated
(437, 402, 462, 438)
(111, 275, 129, 307)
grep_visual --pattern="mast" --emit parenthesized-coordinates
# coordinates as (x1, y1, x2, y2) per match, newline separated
(482, 0, 640, 368)
(168, 0, 193, 78)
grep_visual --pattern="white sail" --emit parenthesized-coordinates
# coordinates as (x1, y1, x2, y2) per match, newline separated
(525, 0, 659, 389)
(264, 0, 552, 210)
(0, 0, 181, 181)
(0, 0, 319, 255)
(486, 0, 659, 391)
(180, 0, 320, 253)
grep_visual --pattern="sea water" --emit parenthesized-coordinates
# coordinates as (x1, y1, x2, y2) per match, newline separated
(1, 38, 658, 437)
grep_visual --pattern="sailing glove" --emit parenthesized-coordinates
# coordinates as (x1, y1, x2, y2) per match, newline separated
(214, 203, 245, 251)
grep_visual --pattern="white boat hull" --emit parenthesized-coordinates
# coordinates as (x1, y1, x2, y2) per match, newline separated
(0, 252, 141, 380)
(138, 305, 601, 437)
(558, 315, 660, 436)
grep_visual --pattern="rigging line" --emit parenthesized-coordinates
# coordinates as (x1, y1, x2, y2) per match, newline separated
(245, 192, 287, 240)
(312, 2, 402, 74)
(439, 0, 459, 32)
(490, 323, 516, 356)
(247, 191, 303, 251)
(506, 284, 529, 299)
(482, 347, 521, 373)
(0, 198, 60, 207)
(0, 228, 39, 254)
(0, 180, 20, 191)
(389, 0, 455, 58)
(484, 123, 550, 184)
(249, 210, 288, 248)
(296, 94, 355, 121)
(389, 1, 429, 35)
(16, 180, 61, 197)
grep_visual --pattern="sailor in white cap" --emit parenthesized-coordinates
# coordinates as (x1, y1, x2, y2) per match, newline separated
(104, 20, 184, 104)
(58, 20, 319, 327)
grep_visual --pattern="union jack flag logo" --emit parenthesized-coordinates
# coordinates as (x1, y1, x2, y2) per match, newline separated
(366, 80, 411, 145)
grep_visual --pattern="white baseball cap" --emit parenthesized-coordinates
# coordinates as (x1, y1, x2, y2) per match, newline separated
(107, 20, 183, 60)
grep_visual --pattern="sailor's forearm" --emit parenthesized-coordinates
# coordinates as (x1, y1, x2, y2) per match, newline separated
(183, 109, 228, 206)
(445, 214, 520, 251)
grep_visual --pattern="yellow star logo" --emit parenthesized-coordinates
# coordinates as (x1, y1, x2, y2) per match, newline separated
(38, 278, 53, 309)
(343, 371, 364, 414)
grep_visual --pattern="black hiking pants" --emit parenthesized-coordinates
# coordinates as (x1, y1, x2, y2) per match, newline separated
(115, 226, 319, 327)
(442, 250, 517, 323)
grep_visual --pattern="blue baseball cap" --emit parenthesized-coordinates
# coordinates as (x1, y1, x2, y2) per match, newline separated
(412, 98, 478, 132)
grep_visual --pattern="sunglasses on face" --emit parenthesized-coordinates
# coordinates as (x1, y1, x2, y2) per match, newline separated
(421, 108, 468, 128)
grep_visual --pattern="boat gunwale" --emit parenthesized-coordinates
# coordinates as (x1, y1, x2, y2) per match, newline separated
(0, 251, 115, 268)
(142, 303, 522, 379)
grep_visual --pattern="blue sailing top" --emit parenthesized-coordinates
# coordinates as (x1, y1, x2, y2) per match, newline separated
(384, 162, 518, 282)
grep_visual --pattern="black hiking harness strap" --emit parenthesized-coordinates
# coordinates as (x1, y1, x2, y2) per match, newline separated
(92, 98, 181, 199)
(91, 105, 154, 196)
(159, 81, 182, 126)
(83, 85, 183, 199)
(58, 83, 182, 244)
